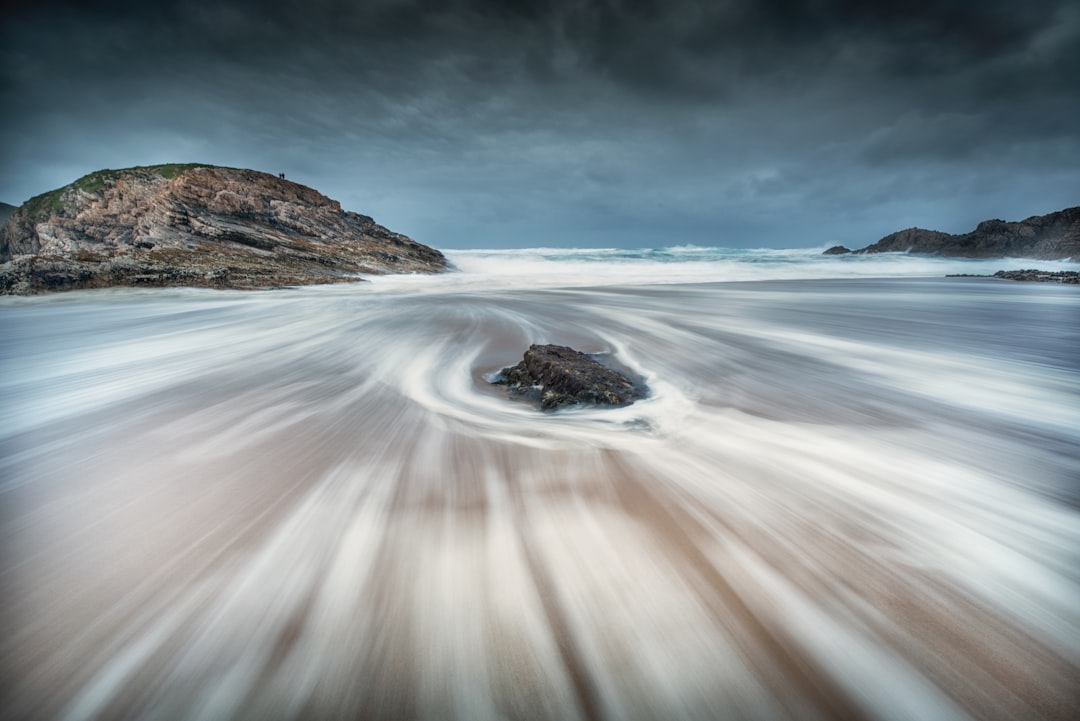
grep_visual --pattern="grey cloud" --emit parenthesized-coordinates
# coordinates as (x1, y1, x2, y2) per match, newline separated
(2, 1, 1078, 248)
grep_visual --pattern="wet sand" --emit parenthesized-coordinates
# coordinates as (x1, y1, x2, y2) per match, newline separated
(1, 277, 1078, 720)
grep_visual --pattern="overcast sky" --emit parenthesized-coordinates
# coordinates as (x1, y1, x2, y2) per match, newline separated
(2, 0, 1078, 249)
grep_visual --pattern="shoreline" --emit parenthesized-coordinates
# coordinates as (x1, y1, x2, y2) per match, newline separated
(4, 269, 1080, 307)
(4, 244, 1080, 297)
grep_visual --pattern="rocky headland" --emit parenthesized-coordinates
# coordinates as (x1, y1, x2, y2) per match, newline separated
(825, 206, 1080, 260)
(0, 164, 447, 294)
(493, 344, 647, 410)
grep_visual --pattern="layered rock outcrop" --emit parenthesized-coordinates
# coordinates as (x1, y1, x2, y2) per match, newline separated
(0, 164, 446, 294)
(850, 207, 1080, 260)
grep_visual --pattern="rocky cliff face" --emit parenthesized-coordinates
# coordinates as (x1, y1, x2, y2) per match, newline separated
(0, 164, 447, 294)
(853, 206, 1080, 260)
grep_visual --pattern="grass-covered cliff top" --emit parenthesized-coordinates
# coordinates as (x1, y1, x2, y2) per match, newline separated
(21, 164, 228, 219)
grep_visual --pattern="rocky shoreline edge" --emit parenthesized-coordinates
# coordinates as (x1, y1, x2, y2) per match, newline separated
(945, 270, 1079, 284)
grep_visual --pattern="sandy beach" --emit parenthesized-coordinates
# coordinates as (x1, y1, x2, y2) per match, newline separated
(1, 270, 1078, 721)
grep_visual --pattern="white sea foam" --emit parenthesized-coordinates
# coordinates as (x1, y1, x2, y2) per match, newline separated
(362, 245, 1080, 292)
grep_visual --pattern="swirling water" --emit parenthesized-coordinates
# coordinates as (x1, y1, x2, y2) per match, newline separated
(1, 249, 1079, 721)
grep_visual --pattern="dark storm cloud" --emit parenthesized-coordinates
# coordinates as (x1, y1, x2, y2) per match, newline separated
(2, 0, 1079, 247)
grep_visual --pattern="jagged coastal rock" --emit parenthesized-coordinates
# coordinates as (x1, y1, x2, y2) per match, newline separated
(0, 164, 446, 294)
(822, 245, 851, 255)
(842, 206, 1080, 260)
(494, 344, 646, 410)
(945, 270, 1079, 284)
(992, 269, 1079, 284)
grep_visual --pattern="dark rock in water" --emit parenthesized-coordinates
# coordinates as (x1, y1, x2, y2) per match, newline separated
(992, 269, 1079, 284)
(822, 245, 851, 255)
(494, 344, 646, 410)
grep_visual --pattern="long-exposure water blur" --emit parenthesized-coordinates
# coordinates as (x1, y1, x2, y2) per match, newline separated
(2, 252, 1078, 720)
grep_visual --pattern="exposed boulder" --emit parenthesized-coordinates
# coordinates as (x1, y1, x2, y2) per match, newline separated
(493, 344, 646, 410)
(822, 245, 851, 255)
(854, 207, 1080, 260)
(0, 164, 447, 294)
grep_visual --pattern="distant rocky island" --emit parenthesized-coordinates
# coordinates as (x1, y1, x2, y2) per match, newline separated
(0, 164, 446, 294)
(824, 206, 1080, 260)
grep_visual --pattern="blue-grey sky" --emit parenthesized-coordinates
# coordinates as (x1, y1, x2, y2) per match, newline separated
(2, 0, 1079, 249)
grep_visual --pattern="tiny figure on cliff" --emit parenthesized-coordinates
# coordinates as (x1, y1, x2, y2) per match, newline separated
(279, 172, 285, 179)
